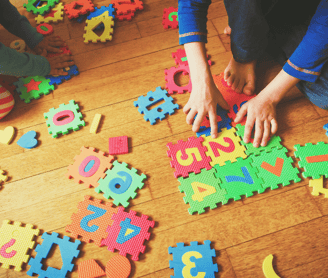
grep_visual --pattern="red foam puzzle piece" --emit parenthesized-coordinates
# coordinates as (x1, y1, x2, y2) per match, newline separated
(162, 7, 178, 29)
(164, 64, 192, 94)
(108, 136, 128, 155)
(64, 0, 94, 19)
(78, 259, 105, 278)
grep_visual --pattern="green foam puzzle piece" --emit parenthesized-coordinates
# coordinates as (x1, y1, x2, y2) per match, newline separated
(178, 168, 228, 215)
(23, 0, 59, 15)
(18, 76, 54, 103)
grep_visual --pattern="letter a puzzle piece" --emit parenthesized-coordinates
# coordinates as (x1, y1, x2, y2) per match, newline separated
(250, 147, 301, 190)
(167, 136, 212, 178)
(168, 241, 218, 278)
(27, 232, 81, 277)
(35, 2, 64, 24)
(67, 146, 114, 188)
(95, 160, 146, 207)
(134, 87, 179, 125)
(44, 99, 85, 138)
(101, 207, 155, 261)
(214, 156, 264, 201)
(66, 195, 118, 246)
(78, 259, 106, 278)
(0, 220, 40, 271)
(202, 127, 246, 166)
(309, 176, 328, 198)
(294, 142, 328, 179)
(178, 168, 228, 215)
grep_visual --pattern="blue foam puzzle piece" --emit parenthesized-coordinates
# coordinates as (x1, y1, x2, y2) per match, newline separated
(17, 130, 38, 149)
(87, 5, 115, 19)
(116, 218, 141, 244)
(46, 65, 80, 86)
(323, 123, 328, 136)
(76, 14, 88, 23)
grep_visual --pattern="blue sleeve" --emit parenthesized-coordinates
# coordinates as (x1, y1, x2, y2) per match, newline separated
(0, 0, 44, 49)
(283, 0, 328, 82)
(178, 0, 211, 45)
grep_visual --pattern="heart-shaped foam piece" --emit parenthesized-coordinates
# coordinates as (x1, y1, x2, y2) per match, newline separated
(106, 255, 131, 278)
(0, 126, 15, 145)
(17, 130, 38, 149)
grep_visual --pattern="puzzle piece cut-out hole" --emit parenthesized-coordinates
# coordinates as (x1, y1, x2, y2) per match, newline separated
(173, 71, 190, 88)
(146, 98, 165, 111)
(40, 243, 63, 271)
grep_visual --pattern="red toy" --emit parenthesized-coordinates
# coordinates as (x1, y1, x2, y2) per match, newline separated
(64, 0, 94, 19)
(36, 23, 53, 35)
(112, 0, 143, 21)
(165, 64, 192, 94)
(78, 259, 106, 278)
(167, 136, 212, 178)
(162, 7, 178, 29)
(172, 48, 212, 67)
(106, 255, 131, 278)
(108, 136, 128, 155)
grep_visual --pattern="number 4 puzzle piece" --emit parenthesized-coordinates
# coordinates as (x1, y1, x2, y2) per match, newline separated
(309, 176, 328, 198)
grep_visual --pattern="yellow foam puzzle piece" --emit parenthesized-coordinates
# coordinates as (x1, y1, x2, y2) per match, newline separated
(9, 40, 26, 53)
(0, 126, 15, 145)
(0, 170, 8, 185)
(202, 127, 247, 166)
(0, 220, 40, 271)
(263, 254, 280, 278)
(83, 14, 114, 43)
(90, 113, 102, 134)
(309, 176, 328, 198)
(35, 3, 64, 24)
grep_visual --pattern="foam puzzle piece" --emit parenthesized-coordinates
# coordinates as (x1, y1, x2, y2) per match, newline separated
(324, 123, 328, 136)
(172, 48, 211, 67)
(294, 142, 328, 179)
(36, 23, 54, 35)
(168, 240, 218, 278)
(309, 176, 328, 198)
(251, 147, 301, 190)
(178, 168, 227, 215)
(95, 160, 146, 207)
(87, 4, 115, 19)
(0, 126, 15, 145)
(134, 87, 179, 125)
(23, 0, 59, 15)
(108, 136, 128, 155)
(83, 15, 115, 43)
(27, 232, 81, 277)
(66, 195, 118, 246)
(64, 0, 95, 19)
(116, 12, 135, 21)
(112, 0, 143, 16)
(17, 130, 38, 149)
(201, 127, 247, 166)
(90, 113, 102, 134)
(10, 40, 26, 53)
(35, 2, 64, 23)
(162, 7, 178, 29)
(235, 124, 283, 156)
(13, 78, 25, 94)
(164, 64, 192, 94)
(46, 65, 79, 86)
(0, 170, 8, 185)
(78, 259, 106, 278)
(214, 156, 264, 201)
(44, 99, 85, 138)
(0, 220, 39, 271)
(67, 146, 114, 188)
(0, 85, 15, 120)
(262, 254, 280, 278)
(167, 136, 212, 178)
(101, 207, 154, 261)
(105, 255, 131, 278)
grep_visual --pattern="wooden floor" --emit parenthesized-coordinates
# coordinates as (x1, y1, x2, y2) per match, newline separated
(1, 0, 328, 277)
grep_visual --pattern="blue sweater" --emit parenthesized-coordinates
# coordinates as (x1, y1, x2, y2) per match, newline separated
(0, 0, 51, 76)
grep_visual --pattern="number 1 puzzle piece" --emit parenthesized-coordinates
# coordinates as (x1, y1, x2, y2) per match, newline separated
(309, 176, 328, 198)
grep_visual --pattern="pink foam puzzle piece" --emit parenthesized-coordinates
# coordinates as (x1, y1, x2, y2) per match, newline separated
(108, 136, 129, 155)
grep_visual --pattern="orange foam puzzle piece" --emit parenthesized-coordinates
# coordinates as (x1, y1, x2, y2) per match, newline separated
(105, 255, 131, 278)
(78, 259, 105, 278)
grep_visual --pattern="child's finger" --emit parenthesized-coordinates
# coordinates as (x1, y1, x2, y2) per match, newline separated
(192, 111, 205, 132)
(253, 119, 264, 148)
(186, 109, 197, 125)
(209, 109, 218, 138)
(243, 116, 255, 144)
(271, 118, 278, 134)
(234, 103, 247, 123)
(47, 46, 63, 53)
(261, 120, 271, 147)
(217, 94, 230, 111)
(183, 102, 191, 114)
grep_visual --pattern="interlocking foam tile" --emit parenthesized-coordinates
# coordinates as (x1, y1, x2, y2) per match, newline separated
(162, 7, 178, 29)
(87, 4, 115, 19)
(172, 48, 211, 67)
(27, 232, 81, 277)
(35, 2, 64, 24)
(64, 0, 94, 19)
(105, 255, 131, 278)
(251, 147, 301, 190)
(44, 100, 85, 138)
(83, 15, 114, 43)
(66, 195, 118, 246)
(164, 65, 192, 94)
(134, 87, 179, 125)
(214, 156, 264, 201)
(0, 220, 39, 271)
(23, 0, 59, 15)
(168, 241, 218, 278)
(78, 259, 106, 278)
(67, 146, 114, 188)
(111, 0, 143, 17)
(178, 168, 227, 215)
(95, 160, 146, 207)
(108, 136, 128, 155)
(294, 141, 328, 179)
(235, 124, 283, 156)
(46, 65, 79, 86)
(201, 127, 247, 166)
(309, 176, 328, 198)
(167, 136, 212, 178)
(101, 207, 155, 261)
(213, 73, 256, 126)
(16, 76, 54, 103)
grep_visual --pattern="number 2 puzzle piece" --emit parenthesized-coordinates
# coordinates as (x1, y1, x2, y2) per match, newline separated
(23, 0, 59, 15)
(66, 195, 118, 246)
(101, 207, 154, 261)
(309, 176, 328, 198)
(294, 141, 328, 179)
(214, 156, 265, 201)
(178, 168, 228, 215)
(83, 15, 115, 43)
(251, 147, 301, 190)
(95, 160, 146, 207)
(162, 7, 178, 29)
(64, 0, 95, 19)
(0, 220, 40, 271)
(35, 2, 64, 24)
(134, 87, 179, 125)
(167, 136, 212, 178)
(168, 241, 218, 278)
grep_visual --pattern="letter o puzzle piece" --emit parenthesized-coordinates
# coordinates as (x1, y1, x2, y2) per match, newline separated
(101, 207, 155, 261)
(66, 195, 118, 246)
(23, 0, 59, 15)
(67, 146, 114, 188)
(36, 23, 54, 35)
(35, 2, 64, 24)
(168, 241, 218, 278)
(10, 40, 26, 53)
(162, 7, 178, 29)
(64, 0, 95, 19)
(106, 255, 131, 278)
(78, 259, 106, 278)
(164, 64, 192, 94)
(0, 220, 40, 271)
(27, 232, 81, 277)
(83, 15, 115, 43)
(95, 160, 146, 207)
(44, 100, 85, 138)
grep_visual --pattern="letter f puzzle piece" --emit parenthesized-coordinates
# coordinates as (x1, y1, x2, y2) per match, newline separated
(101, 207, 155, 261)
(66, 195, 118, 246)
(168, 241, 218, 278)
(0, 220, 39, 271)
(44, 100, 85, 138)
(134, 87, 179, 125)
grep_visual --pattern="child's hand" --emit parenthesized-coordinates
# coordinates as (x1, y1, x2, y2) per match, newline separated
(44, 53, 75, 76)
(235, 93, 278, 147)
(33, 36, 66, 55)
(183, 77, 230, 138)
